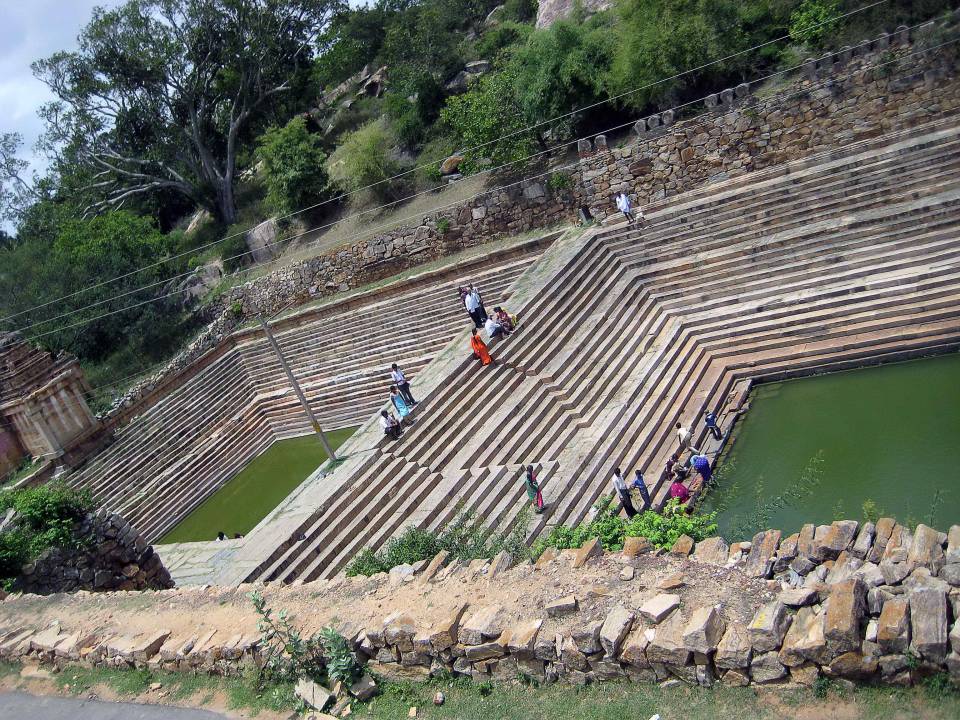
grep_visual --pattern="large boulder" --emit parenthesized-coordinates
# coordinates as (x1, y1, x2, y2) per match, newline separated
(535, 0, 612, 29)
(909, 587, 949, 663)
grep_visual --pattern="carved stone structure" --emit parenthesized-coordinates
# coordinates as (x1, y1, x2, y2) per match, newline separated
(0, 332, 99, 471)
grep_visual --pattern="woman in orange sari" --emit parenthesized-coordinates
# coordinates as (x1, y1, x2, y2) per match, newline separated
(470, 328, 492, 365)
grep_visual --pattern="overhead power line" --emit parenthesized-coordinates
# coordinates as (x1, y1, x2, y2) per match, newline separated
(0, 0, 891, 327)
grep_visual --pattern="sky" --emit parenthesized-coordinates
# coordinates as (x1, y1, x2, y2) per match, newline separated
(0, 0, 122, 180)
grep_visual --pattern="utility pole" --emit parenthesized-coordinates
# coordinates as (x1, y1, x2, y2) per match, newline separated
(258, 316, 338, 461)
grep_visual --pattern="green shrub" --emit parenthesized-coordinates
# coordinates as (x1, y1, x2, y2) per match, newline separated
(476, 21, 533, 60)
(0, 530, 30, 588)
(345, 509, 531, 576)
(789, 0, 841, 47)
(256, 117, 329, 216)
(532, 497, 718, 558)
(436, 217, 451, 234)
(326, 119, 407, 203)
(503, 0, 538, 23)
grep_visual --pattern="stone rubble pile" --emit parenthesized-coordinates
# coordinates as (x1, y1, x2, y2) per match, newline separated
(2, 519, 957, 695)
(11, 510, 174, 595)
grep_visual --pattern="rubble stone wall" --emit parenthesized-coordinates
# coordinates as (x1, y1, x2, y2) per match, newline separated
(1, 518, 958, 692)
(12, 510, 174, 595)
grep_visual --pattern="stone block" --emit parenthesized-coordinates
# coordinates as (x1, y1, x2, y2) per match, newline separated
(908, 524, 945, 575)
(645, 610, 690, 666)
(460, 605, 505, 646)
(670, 534, 694, 556)
(779, 588, 818, 607)
(418, 551, 450, 584)
(600, 605, 635, 657)
(824, 579, 866, 656)
(868, 518, 897, 563)
(546, 595, 578, 617)
(850, 522, 875, 559)
(780, 606, 829, 667)
(692, 537, 728, 565)
(748, 601, 791, 653)
(572, 621, 603, 654)
(619, 627, 652, 668)
(829, 651, 878, 681)
(818, 521, 859, 562)
(505, 619, 542, 657)
(462, 639, 506, 661)
(622, 536, 652, 558)
(487, 550, 514, 579)
(350, 674, 377, 701)
(790, 662, 820, 687)
(657, 573, 685, 590)
(744, 530, 781, 578)
(384, 612, 417, 651)
(535, 547, 558, 568)
(389, 564, 416, 585)
(295, 678, 331, 710)
(751, 651, 787, 683)
(951, 619, 960, 655)
(722, 668, 751, 686)
(640, 594, 681, 624)
(945, 526, 960, 564)
(560, 636, 588, 671)
(682, 606, 725, 655)
(715, 625, 752, 669)
(877, 597, 910, 654)
(131, 629, 171, 662)
(572, 538, 601, 568)
(910, 587, 948, 663)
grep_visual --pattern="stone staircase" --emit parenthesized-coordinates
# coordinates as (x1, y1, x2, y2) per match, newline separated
(249, 117, 960, 584)
(64, 245, 546, 542)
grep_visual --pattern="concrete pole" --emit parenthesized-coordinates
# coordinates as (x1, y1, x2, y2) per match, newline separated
(257, 316, 338, 461)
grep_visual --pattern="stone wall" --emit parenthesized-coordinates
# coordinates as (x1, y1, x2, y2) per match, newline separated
(96, 17, 959, 427)
(12, 510, 174, 595)
(1, 518, 958, 693)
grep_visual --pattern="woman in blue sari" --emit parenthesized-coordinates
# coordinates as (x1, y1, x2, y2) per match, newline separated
(390, 385, 414, 425)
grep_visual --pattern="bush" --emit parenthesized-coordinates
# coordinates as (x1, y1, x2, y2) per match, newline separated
(256, 117, 329, 216)
(789, 0, 840, 47)
(0, 483, 94, 586)
(503, 0, 538, 23)
(326, 119, 407, 203)
(476, 21, 533, 60)
(345, 509, 531, 576)
(532, 497, 717, 557)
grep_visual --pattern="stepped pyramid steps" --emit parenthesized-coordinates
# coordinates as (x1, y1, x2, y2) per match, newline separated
(245, 118, 960, 583)
(65, 242, 547, 542)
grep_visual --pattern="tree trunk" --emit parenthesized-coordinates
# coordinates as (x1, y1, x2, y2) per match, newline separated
(215, 177, 238, 225)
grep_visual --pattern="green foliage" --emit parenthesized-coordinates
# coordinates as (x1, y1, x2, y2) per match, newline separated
(476, 21, 533, 60)
(789, 0, 841, 47)
(813, 675, 832, 698)
(313, 5, 389, 89)
(547, 172, 572, 192)
(436, 217, 451, 234)
(502, 0, 538, 23)
(346, 509, 532, 576)
(532, 497, 718, 558)
(326, 119, 406, 203)
(256, 117, 329, 216)
(0, 483, 94, 586)
(250, 590, 358, 687)
(861, 498, 880, 524)
(230, 301, 244, 318)
(440, 68, 538, 174)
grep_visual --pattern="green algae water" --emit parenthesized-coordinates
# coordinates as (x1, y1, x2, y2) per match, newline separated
(703, 354, 960, 539)
(159, 429, 355, 544)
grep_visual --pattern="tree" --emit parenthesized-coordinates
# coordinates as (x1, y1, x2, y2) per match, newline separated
(34, 0, 342, 225)
(256, 116, 329, 215)
(0, 133, 44, 227)
(439, 68, 538, 174)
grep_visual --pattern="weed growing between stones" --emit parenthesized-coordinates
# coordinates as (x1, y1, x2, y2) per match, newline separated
(345, 509, 532, 577)
(249, 590, 361, 687)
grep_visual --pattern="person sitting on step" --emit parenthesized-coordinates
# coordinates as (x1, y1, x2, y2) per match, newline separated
(470, 328, 492, 366)
(216, 531, 227, 542)
(484, 313, 509, 341)
(494, 305, 516, 333)
(524, 465, 544, 514)
(390, 385, 414, 426)
(379, 409, 403, 440)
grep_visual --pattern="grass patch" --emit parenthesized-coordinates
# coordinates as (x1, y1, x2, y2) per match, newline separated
(56, 665, 154, 696)
(224, 677, 298, 715)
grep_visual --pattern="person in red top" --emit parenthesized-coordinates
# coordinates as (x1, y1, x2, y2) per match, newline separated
(669, 477, 691, 504)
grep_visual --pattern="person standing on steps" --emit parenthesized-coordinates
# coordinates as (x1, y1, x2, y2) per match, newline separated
(612, 467, 638, 518)
(676, 422, 698, 453)
(470, 328, 492, 366)
(390, 385, 414, 426)
(469, 284, 488, 324)
(703, 409, 722, 440)
(391, 363, 417, 406)
(379, 409, 403, 440)
(632, 468, 651, 510)
(464, 285, 484, 328)
(525, 465, 545, 514)
(615, 191, 636, 225)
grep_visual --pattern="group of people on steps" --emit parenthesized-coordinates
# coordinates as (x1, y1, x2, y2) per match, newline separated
(378, 362, 418, 441)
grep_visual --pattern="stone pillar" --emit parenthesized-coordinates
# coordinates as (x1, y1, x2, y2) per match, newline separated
(735, 83, 750, 100)
(894, 25, 910, 45)
(26, 404, 62, 457)
(720, 88, 734, 106)
(49, 391, 72, 437)
(632, 119, 647, 136)
(803, 58, 817, 80)
(58, 388, 84, 431)
(74, 386, 97, 426)
(577, 138, 593, 157)
(704, 93, 719, 110)
(593, 134, 608, 152)
(646, 114, 661, 130)
(660, 109, 675, 127)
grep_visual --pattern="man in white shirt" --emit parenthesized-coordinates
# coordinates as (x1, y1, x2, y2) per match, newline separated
(611, 467, 637, 518)
(676, 422, 699, 454)
(484, 314, 507, 341)
(615, 192, 635, 224)
(390, 363, 416, 405)
(379, 409, 402, 440)
(468, 285, 487, 325)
